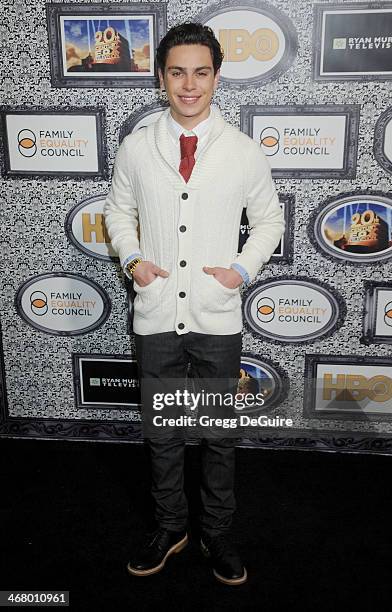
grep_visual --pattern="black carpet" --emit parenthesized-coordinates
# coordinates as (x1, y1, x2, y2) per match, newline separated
(0, 438, 391, 610)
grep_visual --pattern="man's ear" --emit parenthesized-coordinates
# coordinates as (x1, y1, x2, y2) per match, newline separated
(158, 69, 165, 90)
(213, 69, 220, 91)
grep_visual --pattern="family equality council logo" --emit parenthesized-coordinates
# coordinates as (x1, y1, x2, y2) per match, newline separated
(259, 125, 336, 157)
(30, 291, 48, 316)
(385, 301, 392, 327)
(18, 129, 37, 157)
(17, 128, 88, 158)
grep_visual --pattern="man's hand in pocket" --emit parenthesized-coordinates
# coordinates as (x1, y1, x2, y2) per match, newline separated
(133, 262, 169, 287)
(203, 266, 242, 289)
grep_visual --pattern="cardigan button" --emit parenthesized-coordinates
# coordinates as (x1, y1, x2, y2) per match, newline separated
(179, 260, 187, 267)
(179, 291, 186, 298)
(178, 323, 185, 330)
(181, 193, 188, 200)
(179, 225, 186, 232)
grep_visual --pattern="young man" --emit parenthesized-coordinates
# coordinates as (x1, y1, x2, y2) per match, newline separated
(104, 23, 285, 586)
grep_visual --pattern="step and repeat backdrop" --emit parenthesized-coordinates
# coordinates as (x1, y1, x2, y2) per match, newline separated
(1, 0, 392, 453)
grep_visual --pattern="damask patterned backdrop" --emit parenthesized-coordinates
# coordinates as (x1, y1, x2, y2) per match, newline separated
(1, 0, 392, 453)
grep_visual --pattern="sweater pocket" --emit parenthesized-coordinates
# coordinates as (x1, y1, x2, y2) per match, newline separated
(197, 274, 240, 314)
(133, 276, 166, 317)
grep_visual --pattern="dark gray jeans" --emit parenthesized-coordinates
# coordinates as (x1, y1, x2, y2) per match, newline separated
(135, 331, 242, 537)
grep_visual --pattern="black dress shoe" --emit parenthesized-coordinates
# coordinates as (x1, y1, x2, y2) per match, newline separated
(127, 527, 188, 576)
(201, 533, 247, 585)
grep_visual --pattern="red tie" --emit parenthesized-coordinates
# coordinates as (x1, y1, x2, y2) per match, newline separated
(179, 134, 198, 183)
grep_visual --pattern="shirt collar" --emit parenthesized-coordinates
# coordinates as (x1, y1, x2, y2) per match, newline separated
(167, 108, 213, 143)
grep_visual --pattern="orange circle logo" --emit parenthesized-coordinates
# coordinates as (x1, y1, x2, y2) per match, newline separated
(384, 301, 392, 327)
(260, 127, 280, 156)
(30, 291, 47, 316)
(18, 129, 37, 158)
(257, 297, 275, 322)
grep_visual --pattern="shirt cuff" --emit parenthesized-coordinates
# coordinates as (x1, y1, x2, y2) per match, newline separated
(230, 263, 250, 285)
(123, 253, 143, 280)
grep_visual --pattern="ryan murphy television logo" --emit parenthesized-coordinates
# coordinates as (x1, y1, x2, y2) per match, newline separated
(314, 4, 392, 80)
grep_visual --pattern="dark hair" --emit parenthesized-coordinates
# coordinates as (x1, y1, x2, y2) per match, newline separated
(156, 22, 224, 75)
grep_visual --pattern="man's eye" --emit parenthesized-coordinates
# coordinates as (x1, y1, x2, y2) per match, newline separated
(171, 72, 181, 77)
(197, 72, 207, 77)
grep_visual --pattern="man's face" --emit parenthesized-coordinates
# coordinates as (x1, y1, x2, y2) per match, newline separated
(158, 44, 220, 128)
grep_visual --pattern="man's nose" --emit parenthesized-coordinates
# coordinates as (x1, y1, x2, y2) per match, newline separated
(183, 74, 196, 90)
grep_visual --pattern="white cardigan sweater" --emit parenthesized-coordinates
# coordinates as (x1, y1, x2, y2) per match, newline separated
(104, 107, 285, 336)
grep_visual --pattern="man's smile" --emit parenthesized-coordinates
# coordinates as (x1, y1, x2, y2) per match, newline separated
(178, 96, 201, 104)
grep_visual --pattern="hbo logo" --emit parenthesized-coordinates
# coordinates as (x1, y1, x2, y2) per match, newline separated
(219, 28, 279, 62)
